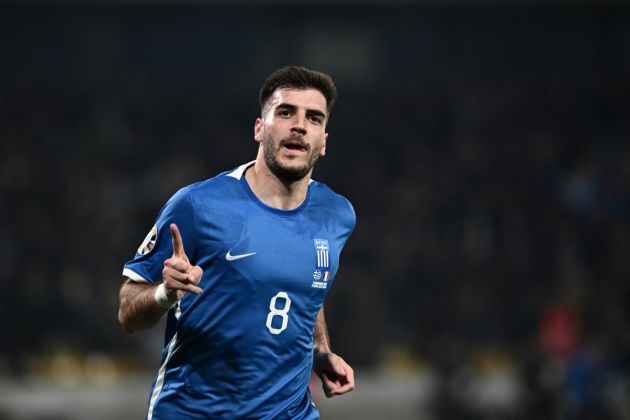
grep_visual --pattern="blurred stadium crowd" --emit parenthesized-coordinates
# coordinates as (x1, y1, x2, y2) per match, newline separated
(1, 3, 629, 419)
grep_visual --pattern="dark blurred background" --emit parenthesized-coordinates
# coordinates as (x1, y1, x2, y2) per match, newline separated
(1, 1, 629, 419)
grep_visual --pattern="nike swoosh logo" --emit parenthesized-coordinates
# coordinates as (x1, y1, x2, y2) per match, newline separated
(225, 250, 257, 261)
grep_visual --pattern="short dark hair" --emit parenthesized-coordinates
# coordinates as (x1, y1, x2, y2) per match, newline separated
(259, 66, 337, 116)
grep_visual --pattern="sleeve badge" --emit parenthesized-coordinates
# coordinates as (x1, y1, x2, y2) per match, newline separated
(137, 225, 158, 256)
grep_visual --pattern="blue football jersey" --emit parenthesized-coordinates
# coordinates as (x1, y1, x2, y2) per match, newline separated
(122, 162, 356, 420)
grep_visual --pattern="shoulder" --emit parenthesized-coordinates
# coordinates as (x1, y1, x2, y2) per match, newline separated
(171, 162, 252, 204)
(309, 180, 356, 229)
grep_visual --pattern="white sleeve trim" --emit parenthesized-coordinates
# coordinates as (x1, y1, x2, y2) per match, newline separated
(122, 268, 151, 283)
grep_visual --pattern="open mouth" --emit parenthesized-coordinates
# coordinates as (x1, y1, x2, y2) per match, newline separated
(282, 140, 307, 153)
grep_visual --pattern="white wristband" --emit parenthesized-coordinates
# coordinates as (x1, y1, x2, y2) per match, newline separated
(154, 283, 179, 309)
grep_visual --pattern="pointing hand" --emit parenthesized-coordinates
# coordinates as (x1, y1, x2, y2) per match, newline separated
(161, 223, 203, 301)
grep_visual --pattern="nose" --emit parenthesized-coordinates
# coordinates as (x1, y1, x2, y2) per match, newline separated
(291, 112, 307, 135)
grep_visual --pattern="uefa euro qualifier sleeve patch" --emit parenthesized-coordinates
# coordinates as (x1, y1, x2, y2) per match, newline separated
(138, 225, 158, 256)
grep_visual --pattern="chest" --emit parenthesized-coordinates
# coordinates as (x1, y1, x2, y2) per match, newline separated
(196, 207, 340, 295)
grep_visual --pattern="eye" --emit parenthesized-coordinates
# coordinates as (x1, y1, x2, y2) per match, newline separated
(308, 115, 324, 124)
(278, 109, 292, 117)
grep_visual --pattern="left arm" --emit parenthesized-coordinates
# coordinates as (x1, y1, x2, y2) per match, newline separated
(312, 307, 355, 397)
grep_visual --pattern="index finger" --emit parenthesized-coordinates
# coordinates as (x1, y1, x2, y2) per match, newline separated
(170, 223, 186, 258)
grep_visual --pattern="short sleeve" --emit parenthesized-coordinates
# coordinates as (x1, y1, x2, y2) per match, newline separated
(122, 186, 198, 283)
(337, 195, 356, 249)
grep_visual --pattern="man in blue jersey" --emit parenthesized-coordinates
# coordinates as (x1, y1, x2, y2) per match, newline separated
(118, 66, 356, 419)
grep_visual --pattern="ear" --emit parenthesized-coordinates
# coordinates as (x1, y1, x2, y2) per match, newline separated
(320, 133, 328, 157)
(254, 118, 264, 142)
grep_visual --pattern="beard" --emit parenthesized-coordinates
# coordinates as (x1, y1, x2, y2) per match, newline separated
(263, 132, 322, 182)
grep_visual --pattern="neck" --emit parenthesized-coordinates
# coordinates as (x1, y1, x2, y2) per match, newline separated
(245, 155, 311, 211)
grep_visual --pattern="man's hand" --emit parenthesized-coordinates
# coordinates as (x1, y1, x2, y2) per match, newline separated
(118, 224, 204, 331)
(313, 351, 355, 398)
(162, 223, 203, 301)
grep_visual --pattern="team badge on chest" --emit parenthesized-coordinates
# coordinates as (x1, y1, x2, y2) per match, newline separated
(312, 239, 330, 289)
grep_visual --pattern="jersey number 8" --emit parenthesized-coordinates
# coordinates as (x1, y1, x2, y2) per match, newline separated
(266, 292, 292, 335)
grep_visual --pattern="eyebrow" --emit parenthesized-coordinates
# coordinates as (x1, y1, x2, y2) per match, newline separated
(276, 103, 327, 120)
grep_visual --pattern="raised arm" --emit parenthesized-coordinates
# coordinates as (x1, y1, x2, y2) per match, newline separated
(312, 307, 355, 397)
(118, 224, 203, 333)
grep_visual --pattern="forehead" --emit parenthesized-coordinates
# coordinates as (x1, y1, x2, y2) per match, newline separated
(267, 88, 327, 114)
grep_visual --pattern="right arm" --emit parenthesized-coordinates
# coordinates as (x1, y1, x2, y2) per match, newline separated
(118, 224, 203, 333)
(118, 280, 171, 333)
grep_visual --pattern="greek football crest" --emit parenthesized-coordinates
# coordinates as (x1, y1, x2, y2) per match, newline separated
(314, 239, 330, 269)
(312, 239, 330, 289)
(138, 225, 157, 255)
